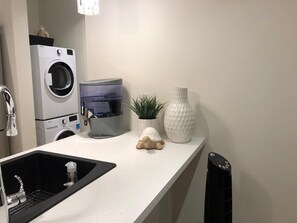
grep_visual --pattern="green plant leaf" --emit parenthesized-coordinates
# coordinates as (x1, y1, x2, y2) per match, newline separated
(129, 94, 165, 119)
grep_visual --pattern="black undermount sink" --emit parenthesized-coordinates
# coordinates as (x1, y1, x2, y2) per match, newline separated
(1, 150, 116, 223)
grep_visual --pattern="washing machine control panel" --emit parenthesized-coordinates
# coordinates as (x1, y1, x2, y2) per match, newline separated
(56, 49, 73, 56)
(44, 115, 79, 129)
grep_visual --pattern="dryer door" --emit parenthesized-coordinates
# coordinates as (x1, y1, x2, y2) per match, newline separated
(45, 61, 74, 98)
(55, 129, 75, 141)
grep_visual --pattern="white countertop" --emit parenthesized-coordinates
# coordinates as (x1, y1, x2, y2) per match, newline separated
(4, 131, 205, 223)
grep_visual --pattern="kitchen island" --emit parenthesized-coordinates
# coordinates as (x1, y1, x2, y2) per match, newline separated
(2, 131, 205, 223)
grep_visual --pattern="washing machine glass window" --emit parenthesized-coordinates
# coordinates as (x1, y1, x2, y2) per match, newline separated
(46, 61, 74, 97)
(55, 129, 75, 141)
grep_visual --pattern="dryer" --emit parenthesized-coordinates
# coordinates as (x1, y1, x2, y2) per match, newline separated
(35, 114, 80, 146)
(30, 45, 79, 120)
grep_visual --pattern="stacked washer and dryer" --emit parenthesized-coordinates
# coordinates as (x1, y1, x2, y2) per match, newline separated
(30, 45, 80, 146)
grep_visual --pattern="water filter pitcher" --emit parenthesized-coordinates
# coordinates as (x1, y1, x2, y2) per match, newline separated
(80, 79, 123, 138)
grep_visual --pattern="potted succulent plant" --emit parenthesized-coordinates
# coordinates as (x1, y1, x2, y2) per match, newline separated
(129, 94, 165, 135)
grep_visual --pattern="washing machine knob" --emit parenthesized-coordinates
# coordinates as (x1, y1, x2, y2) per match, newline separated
(62, 119, 67, 125)
(57, 49, 62, 55)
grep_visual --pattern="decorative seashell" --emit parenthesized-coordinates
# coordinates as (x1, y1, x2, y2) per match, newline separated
(37, 25, 49, 38)
(140, 127, 162, 141)
(136, 127, 165, 150)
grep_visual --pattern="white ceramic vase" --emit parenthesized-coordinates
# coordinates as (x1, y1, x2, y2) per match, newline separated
(164, 87, 195, 143)
(138, 118, 159, 136)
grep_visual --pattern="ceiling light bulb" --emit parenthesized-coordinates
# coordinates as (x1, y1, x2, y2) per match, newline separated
(77, 0, 99, 16)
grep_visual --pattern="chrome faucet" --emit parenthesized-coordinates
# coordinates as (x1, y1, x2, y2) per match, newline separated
(0, 84, 18, 223)
(6, 175, 26, 208)
(0, 85, 17, 136)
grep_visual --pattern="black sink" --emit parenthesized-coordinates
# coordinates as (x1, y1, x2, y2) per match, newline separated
(1, 150, 116, 223)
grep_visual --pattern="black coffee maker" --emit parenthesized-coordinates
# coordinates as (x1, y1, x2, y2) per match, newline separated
(204, 152, 232, 223)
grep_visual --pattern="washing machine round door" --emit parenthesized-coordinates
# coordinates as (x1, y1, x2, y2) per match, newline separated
(45, 61, 74, 98)
(55, 129, 75, 141)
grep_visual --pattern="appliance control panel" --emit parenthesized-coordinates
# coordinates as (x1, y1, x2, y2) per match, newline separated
(208, 152, 231, 172)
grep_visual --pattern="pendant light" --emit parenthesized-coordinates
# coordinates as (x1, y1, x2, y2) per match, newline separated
(77, 0, 99, 15)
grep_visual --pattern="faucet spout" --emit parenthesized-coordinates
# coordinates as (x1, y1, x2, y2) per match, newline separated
(0, 85, 17, 136)
(6, 175, 26, 208)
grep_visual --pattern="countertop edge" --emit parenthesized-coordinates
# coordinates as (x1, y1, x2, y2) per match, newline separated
(134, 137, 206, 223)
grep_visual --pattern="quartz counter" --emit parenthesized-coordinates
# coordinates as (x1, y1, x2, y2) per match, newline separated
(2, 131, 205, 223)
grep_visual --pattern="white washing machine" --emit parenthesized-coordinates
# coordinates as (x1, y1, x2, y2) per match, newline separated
(30, 45, 79, 120)
(35, 114, 80, 146)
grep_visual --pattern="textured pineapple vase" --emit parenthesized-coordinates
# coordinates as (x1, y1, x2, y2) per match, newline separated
(164, 87, 195, 143)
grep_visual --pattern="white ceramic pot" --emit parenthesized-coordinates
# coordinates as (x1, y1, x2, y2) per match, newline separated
(138, 118, 159, 135)
(164, 87, 195, 143)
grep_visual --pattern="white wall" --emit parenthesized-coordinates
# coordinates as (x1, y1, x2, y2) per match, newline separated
(85, 0, 297, 222)
(27, 0, 40, 35)
(0, 0, 37, 154)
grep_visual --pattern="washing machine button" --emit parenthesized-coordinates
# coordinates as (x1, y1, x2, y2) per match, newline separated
(62, 119, 67, 125)
(57, 49, 62, 56)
